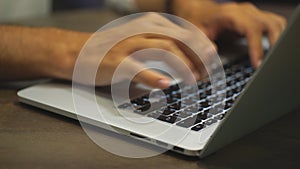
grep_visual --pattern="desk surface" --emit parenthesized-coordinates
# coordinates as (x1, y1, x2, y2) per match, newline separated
(1, 4, 299, 169)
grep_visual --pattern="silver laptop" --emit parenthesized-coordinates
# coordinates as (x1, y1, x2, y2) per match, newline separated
(18, 6, 300, 158)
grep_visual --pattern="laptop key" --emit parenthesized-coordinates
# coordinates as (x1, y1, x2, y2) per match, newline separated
(204, 119, 218, 126)
(199, 101, 212, 108)
(182, 98, 195, 105)
(214, 113, 225, 120)
(119, 60, 255, 131)
(176, 115, 202, 128)
(169, 102, 181, 110)
(198, 111, 213, 120)
(166, 97, 178, 104)
(161, 108, 176, 116)
(157, 115, 180, 124)
(175, 111, 193, 118)
(185, 106, 200, 114)
(191, 123, 205, 131)
(225, 99, 234, 109)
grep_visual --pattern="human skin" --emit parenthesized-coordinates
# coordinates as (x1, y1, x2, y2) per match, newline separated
(135, 0, 287, 67)
(0, 1, 286, 88)
(0, 14, 209, 89)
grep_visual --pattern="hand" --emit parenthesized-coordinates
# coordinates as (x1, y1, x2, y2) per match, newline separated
(1, 13, 215, 89)
(172, 0, 287, 68)
(75, 13, 215, 88)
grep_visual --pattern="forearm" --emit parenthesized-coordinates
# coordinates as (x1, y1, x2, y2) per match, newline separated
(0, 25, 49, 81)
(0, 25, 83, 82)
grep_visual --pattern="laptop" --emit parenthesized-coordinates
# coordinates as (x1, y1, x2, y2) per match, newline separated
(18, 6, 300, 158)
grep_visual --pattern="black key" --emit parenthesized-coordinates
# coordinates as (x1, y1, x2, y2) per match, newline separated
(225, 69, 233, 77)
(131, 97, 147, 106)
(236, 76, 245, 82)
(205, 89, 212, 95)
(169, 102, 181, 110)
(163, 84, 179, 95)
(166, 96, 178, 104)
(199, 101, 212, 108)
(161, 108, 176, 116)
(214, 113, 225, 120)
(169, 84, 180, 91)
(141, 95, 149, 101)
(185, 86, 198, 95)
(204, 119, 218, 126)
(199, 92, 207, 100)
(147, 112, 161, 119)
(182, 98, 195, 105)
(209, 105, 224, 115)
(134, 102, 151, 114)
(191, 123, 205, 131)
(171, 92, 181, 99)
(118, 103, 132, 109)
(185, 106, 199, 114)
(244, 67, 254, 74)
(198, 81, 211, 89)
(176, 116, 201, 128)
(226, 80, 236, 87)
(134, 101, 165, 114)
(226, 90, 235, 98)
(225, 99, 234, 109)
(232, 86, 243, 93)
(157, 115, 180, 124)
(197, 106, 204, 112)
(198, 111, 212, 120)
(151, 101, 166, 110)
(210, 95, 225, 102)
(240, 83, 246, 88)
(175, 111, 193, 118)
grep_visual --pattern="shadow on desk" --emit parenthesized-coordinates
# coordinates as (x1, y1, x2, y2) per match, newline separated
(9, 101, 300, 169)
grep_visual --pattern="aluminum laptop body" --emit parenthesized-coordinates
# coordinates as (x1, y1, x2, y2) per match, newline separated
(18, 6, 300, 158)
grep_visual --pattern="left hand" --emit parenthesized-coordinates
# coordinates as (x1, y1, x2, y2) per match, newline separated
(172, 0, 287, 68)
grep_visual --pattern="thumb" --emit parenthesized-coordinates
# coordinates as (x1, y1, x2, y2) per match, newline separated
(125, 58, 171, 89)
(134, 69, 171, 89)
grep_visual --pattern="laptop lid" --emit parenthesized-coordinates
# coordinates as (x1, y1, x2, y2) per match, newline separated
(200, 5, 300, 158)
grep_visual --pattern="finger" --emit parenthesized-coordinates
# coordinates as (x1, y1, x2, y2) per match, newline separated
(265, 21, 281, 47)
(145, 33, 214, 79)
(244, 9, 286, 47)
(128, 59, 171, 89)
(265, 12, 287, 32)
(130, 37, 201, 80)
(234, 11, 264, 67)
(260, 13, 285, 47)
(246, 28, 264, 68)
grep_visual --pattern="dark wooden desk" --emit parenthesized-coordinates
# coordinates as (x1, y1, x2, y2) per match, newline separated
(1, 5, 299, 169)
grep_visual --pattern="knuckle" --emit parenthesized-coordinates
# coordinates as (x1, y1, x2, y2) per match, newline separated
(252, 24, 263, 33)
(161, 40, 175, 49)
(241, 2, 256, 9)
(225, 2, 238, 8)
(145, 12, 162, 19)
(278, 16, 287, 25)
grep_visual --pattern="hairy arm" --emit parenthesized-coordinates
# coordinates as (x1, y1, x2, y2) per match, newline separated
(0, 25, 89, 82)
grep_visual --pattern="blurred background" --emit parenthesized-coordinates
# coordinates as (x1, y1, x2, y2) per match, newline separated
(52, 0, 297, 11)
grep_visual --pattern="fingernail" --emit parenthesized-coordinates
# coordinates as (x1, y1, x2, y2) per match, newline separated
(257, 60, 262, 67)
(157, 79, 170, 89)
(193, 72, 200, 80)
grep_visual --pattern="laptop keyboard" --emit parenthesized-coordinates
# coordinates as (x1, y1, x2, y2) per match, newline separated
(118, 61, 255, 131)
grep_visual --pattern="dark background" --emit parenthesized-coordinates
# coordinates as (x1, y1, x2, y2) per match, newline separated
(52, 0, 298, 11)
